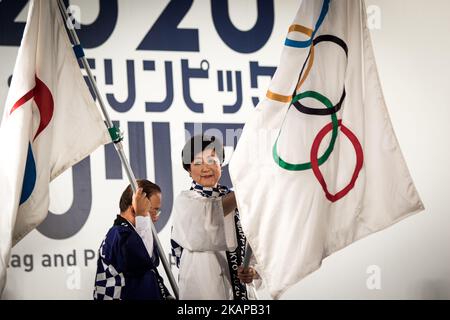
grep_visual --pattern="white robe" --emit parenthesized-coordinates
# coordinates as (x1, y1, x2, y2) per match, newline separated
(171, 190, 238, 300)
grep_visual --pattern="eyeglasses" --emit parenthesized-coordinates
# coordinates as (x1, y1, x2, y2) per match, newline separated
(192, 156, 220, 166)
(151, 208, 162, 217)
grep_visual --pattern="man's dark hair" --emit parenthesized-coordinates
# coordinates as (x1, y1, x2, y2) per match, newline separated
(119, 179, 161, 212)
(181, 134, 225, 172)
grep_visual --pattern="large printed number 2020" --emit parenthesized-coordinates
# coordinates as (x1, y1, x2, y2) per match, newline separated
(0, 0, 274, 53)
(138, 0, 274, 53)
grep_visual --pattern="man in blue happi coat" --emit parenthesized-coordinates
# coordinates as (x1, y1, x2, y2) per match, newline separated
(93, 180, 171, 300)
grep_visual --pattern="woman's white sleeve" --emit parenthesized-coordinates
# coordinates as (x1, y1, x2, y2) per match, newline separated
(171, 191, 237, 252)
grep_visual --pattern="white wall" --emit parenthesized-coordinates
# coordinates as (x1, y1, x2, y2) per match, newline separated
(1, 0, 449, 299)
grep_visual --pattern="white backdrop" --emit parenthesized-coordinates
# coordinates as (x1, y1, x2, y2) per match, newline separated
(1, 0, 449, 299)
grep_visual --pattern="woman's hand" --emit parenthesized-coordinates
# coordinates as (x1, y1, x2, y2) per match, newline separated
(237, 266, 257, 284)
(222, 191, 237, 216)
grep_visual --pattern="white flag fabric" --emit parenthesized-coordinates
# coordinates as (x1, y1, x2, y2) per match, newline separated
(229, 0, 424, 299)
(0, 0, 110, 293)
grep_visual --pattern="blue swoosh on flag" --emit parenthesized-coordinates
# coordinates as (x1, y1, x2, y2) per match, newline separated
(20, 143, 36, 205)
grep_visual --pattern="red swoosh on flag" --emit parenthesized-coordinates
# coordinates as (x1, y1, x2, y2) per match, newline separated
(9, 76, 54, 141)
(32, 76, 54, 140)
(9, 89, 34, 114)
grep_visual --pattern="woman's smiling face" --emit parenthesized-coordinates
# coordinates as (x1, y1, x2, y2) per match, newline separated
(189, 148, 222, 187)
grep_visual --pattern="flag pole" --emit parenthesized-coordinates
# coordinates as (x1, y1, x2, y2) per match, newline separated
(242, 243, 259, 299)
(242, 244, 252, 268)
(56, 0, 179, 299)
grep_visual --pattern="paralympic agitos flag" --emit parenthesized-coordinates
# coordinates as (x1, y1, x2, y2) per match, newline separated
(0, 0, 110, 293)
(229, 0, 424, 299)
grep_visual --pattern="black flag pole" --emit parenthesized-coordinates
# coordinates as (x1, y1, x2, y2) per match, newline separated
(56, 0, 179, 299)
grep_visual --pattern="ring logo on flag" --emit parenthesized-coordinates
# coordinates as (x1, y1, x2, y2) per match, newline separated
(310, 120, 364, 202)
(269, 0, 363, 203)
(9, 76, 54, 204)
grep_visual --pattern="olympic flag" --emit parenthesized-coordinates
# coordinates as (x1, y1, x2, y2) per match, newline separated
(229, 0, 424, 299)
(0, 0, 110, 293)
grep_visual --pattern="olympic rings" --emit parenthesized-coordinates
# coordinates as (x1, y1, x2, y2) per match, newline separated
(272, 34, 348, 170)
(268, 0, 364, 202)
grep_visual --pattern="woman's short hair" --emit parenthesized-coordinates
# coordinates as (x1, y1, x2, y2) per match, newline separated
(181, 134, 225, 172)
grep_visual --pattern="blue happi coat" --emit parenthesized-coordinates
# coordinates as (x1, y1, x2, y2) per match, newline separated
(93, 215, 169, 300)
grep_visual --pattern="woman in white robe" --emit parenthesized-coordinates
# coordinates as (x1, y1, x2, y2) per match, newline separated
(171, 134, 259, 300)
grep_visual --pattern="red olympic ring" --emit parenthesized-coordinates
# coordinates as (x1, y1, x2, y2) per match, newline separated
(310, 120, 364, 202)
